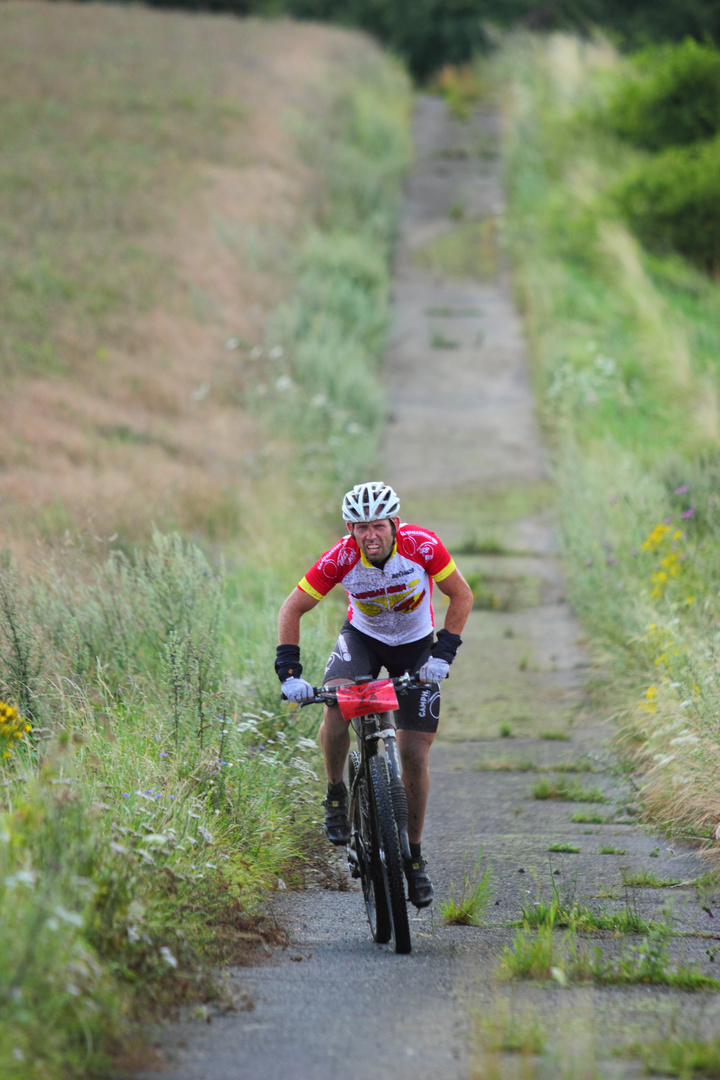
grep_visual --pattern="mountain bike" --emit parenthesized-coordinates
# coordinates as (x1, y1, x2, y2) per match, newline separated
(302, 673, 421, 955)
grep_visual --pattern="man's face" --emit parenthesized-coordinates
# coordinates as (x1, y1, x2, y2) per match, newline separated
(348, 517, 399, 565)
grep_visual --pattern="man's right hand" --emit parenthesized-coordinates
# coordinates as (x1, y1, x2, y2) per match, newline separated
(281, 677, 315, 703)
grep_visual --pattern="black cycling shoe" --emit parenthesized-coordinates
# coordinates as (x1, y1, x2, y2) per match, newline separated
(323, 784, 351, 846)
(404, 856, 434, 908)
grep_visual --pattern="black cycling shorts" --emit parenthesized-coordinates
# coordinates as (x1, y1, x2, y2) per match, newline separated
(323, 621, 440, 733)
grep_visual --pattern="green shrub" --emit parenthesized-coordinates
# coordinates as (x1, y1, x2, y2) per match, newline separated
(605, 39, 720, 151)
(613, 136, 720, 272)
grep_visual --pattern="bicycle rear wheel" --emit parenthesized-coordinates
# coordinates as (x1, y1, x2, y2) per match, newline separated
(349, 751, 391, 945)
(369, 753, 411, 954)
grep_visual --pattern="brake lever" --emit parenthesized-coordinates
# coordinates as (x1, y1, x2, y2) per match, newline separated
(299, 688, 337, 708)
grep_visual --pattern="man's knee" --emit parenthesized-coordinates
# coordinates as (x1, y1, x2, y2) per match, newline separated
(319, 705, 350, 743)
(397, 732, 433, 777)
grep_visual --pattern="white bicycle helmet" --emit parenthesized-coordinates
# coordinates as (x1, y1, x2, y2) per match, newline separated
(341, 481, 400, 522)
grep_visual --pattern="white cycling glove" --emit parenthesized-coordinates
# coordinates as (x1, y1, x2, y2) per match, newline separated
(281, 676, 315, 703)
(418, 657, 450, 683)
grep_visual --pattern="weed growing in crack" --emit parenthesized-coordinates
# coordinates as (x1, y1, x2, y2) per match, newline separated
(500, 924, 563, 980)
(628, 1034, 720, 1077)
(522, 871, 655, 934)
(502, 919, 720, 989)
(475, 998, 546, 1055)
(522, 896, 654, 935)
(531, 777, 607, 802)
(439, 848, 493, 926)
(620, 868, 682, 888)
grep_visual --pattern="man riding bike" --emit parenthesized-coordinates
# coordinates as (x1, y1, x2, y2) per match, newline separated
(276, 481, 473, 908)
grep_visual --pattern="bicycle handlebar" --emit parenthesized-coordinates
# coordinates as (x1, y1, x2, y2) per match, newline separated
(300, 672, 425, 708)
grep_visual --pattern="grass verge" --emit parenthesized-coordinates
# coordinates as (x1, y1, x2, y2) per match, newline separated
(0, 7, 411, 1076)
(487, 31, 720, 851)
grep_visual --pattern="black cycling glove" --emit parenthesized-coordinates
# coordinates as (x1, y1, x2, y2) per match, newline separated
(430, 628, 463, 664)
(275, 644, 303, 683)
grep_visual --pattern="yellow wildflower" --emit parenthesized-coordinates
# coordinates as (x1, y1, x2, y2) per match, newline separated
(660, 553, 680, 575)
(643, 524, 671, 552)
(0, 701, 31, 760)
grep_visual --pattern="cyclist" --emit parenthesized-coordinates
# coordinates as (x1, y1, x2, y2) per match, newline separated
(276, 481, 473, 908)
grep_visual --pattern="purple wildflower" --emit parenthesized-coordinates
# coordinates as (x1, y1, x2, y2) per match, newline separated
(664, 517, 672, 524)
(674, 485, 689, 494)
(681, 507, 695, 519)
(123, 793, 130, 798)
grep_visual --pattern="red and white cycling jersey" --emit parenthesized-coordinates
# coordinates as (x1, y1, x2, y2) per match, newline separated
(298, 524, 456, 646)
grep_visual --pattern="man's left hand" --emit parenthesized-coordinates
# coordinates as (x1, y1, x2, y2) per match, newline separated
(418, 657, 449, 683)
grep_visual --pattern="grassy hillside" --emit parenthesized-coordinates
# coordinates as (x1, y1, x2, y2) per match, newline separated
(489, 33, 720, 847)
(0, 4, 410, 1075)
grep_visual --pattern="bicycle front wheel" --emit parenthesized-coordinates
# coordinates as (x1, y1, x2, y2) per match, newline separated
(349, 751, 391, 945)
(369, 754, 411, 955)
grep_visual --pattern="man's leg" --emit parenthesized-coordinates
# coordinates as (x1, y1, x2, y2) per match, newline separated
(396, 729, 435, 844)
(318, 678, 352, 786)
(397, 728, 435, 907)
(318, 626, 377, 845)
(318, 687, 352, 845)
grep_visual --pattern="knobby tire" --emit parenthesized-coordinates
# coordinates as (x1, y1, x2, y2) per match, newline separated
(349, 751, 391, 945)
(369, 754, 412, 954)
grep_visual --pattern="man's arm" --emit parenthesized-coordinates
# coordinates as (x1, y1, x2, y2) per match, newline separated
(278, 587, 320, 645)
(434, 568, 473, 635)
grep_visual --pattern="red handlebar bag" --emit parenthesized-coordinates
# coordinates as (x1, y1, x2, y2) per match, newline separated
(335, 680, 399, 721)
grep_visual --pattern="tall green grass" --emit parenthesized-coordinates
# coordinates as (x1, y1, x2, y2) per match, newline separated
(263, 67, 411, 498)
(0, 532, 323, 1076)
(489, 34, 720, 844)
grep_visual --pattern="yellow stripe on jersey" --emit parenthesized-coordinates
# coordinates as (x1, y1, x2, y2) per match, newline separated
(298, 576, 323, 601)
(432, 558, 456, 583)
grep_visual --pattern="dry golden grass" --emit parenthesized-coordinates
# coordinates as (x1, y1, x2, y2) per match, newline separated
(1, 2, 371, 562)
